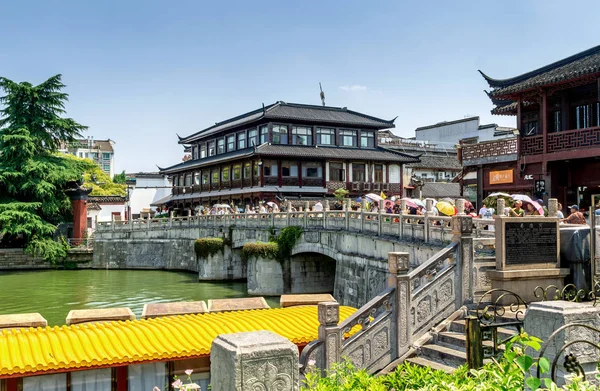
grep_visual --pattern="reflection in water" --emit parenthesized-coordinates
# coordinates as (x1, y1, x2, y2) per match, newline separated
(0, 269, 279, 325)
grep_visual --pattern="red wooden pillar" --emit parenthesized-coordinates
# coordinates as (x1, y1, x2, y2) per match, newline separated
(541, 89, 548, 175)
(322, 161, 326, 188)
(65, 186, 92, 244)
(5, 378, 19, 391)
(115, 366, 127, 391)
(399, 164, 404, 197)
(298, 161, 303, 188)
(277, 160, 282, 187)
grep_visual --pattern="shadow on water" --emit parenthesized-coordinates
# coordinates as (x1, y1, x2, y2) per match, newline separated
(0, 269, 280, 325)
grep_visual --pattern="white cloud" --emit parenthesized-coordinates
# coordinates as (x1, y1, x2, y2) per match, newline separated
(339, 85, 367, 92)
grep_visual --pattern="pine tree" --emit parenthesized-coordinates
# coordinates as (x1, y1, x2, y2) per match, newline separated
(0, 75, 93, 262)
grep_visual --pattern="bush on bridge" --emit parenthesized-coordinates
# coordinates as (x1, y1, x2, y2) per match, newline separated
(194, 238, 224, 259)
(241, 242, 278, 261)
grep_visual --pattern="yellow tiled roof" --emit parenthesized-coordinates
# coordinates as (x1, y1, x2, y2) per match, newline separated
(0, 306, 356, 377)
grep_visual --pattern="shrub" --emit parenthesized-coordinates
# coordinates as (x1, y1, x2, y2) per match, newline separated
(241, 242, 278, 262)
(194, 238, 224, 259)
(272, 226, 303, 262)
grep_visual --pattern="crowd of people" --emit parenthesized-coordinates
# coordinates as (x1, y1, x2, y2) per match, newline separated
(156, 196, 592, 226)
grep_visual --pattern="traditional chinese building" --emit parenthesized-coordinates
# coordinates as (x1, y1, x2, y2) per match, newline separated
(159, 102, 418, 210)
(461, 45, 600, 210)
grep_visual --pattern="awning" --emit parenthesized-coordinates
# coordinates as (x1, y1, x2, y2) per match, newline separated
(463, 172, 477, 180)
(150, 195, 172, 207)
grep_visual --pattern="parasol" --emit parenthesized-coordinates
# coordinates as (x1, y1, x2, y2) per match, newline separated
(411, 199, 425, 208)
(436, 201, 456, 216)
(213, 204, 232, 209)
(401, 198, 419, 209)
(365, 193, 383, 202)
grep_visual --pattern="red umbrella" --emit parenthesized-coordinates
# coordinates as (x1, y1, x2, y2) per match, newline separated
(401, 197, 419, 209)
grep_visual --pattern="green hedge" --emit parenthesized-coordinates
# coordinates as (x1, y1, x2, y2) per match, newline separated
(241, 242, 278, 262)
(194, 238, 224, 259)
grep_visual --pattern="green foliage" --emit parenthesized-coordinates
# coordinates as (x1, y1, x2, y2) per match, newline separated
(241, 242, 278, 261)
(302, 332, 596, 391)
(271, 226, 303, 263)
(0, 75, 90, 262)
(63, 155, 127, 196)
(194, 238, 224, 259)
(333, 187, 349, 201)
(112, 171, 127, 184)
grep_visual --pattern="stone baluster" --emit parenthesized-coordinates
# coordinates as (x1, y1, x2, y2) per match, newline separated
(211, 330, 299, 391)
(346, 198, 352, 211)
(362, 198, 367, 212)
(424, 199, 434, 243)
(452, 214, 474, 305)
(497, 198, 506, 217)
(324, 199, 330, 211)
(456, 198, 466, 215)
(400, 199, 407, 239)
(388, 252, 411, 356)
(548, 198, 558, 218)
(305, 200, 310, 212)
(318, 302, 341, 371)
(378, 205, 384, 236)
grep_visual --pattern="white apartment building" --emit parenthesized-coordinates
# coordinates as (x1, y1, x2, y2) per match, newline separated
(59, 137, 116, 178)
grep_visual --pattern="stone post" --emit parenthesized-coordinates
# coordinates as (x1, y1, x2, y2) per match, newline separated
(524, 301, 600, 386)
(424, 198, 434, 243)
(318, 302, 341, 371)
(400, 199, 407, 239)
(452, 215, 474, 305)
(362, 198, 367, 212)
(211, 330, 299, 391)
(548, 198, 558, 218)
(324, 199, 330, 211)
(388, 252, 411, 357)
(304, 200, 310, 212)
(497, 198, 506, 216)
(378, 206, 383, 236)
(346, 198, 352, 211)
(456, 198, 466, 215)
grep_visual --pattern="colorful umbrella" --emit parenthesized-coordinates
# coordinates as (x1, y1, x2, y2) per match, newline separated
(436, 201, 456, 216)
(401, 197, 419, 209)
(488, 192, 511, 198)
(411, 199, 425, 208)
(511, 194, 534, 203)
(365, 193, 383, 202)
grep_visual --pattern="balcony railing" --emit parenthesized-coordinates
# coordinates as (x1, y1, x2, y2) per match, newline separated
(547, 126, 600, 153)
(462, 138, 518, 165)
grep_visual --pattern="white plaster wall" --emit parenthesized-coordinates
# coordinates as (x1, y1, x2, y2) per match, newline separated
(96, 204, 125, 222)
(416, 118, 480, 144)
(130, 176, 171, 215)
(389, 164, 400, 183)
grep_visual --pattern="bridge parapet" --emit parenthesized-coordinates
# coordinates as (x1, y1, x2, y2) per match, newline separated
(96, 208, 495, 244)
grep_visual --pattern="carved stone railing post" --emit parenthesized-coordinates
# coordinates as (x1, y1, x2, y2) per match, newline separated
(346, 198, 352, 211)
(304, 200, 310, 213)
(424, 199, 434, 243)
(548, 198, 558, 217)
(452, 215, 474, 305)
(389, 252, 411, 355)
(318, 302, 342, 371)
(324, 199, 330, 211)
(378, 207, 383, 236)
(362, 199, 367, 212)
(497, 198, 506, 217)
(400, 200, 407, 239)
(456, 198, 466, 215)
(211, 330, 299, 391)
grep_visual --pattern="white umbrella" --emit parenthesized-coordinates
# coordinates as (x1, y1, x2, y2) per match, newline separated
(411, 199, 425, 208)
(511, 194, 534, 203)
(364, 193, 383, 202)
(213, 204, 232, 209)
(266, 202, 278, 207)
(488, 192, 511, 198)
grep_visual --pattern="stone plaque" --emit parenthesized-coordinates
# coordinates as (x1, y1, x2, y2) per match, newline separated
(495, 217, 560, 270)
(505, 221, 557, 265)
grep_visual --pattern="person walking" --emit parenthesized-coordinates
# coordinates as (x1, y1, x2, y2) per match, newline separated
(562, 205, 586, 225)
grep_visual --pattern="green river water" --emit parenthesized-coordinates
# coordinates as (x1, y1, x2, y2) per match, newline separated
(0, 269, 279, 326)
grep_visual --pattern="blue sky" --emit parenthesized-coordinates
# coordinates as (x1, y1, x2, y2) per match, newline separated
(2, 0, 599, 173)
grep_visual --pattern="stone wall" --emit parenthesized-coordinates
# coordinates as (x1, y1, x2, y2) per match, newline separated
(0, 248, 50, 270)
(247, 256, 284, 295)
(198, 246, 246, 280)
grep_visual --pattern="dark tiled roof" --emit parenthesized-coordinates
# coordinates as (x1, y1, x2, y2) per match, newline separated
(179, 102, 395, 143)
(87, 203, 102, 211)
(482, 45, 600, 98)
(415, 116, 479, 132)
(255, 144, 419, 163)
(490, 100, 536, 116)
(159, 148, 255, 174)
(406, 154, 461, 170)
(88, 196, 127, 203)
(421, 183, 461, 198)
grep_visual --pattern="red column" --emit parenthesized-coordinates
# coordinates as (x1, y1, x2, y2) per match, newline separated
(66, 186, 92, 244)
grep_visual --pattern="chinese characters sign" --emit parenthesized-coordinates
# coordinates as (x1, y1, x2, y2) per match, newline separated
(489, 169, 513, 185)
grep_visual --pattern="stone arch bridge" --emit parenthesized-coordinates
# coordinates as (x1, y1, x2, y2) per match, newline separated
(94, 210, 494, 308)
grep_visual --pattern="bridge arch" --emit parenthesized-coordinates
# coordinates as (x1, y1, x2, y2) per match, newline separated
(291, 242, 340, 261)
(290, 243, 338, 296)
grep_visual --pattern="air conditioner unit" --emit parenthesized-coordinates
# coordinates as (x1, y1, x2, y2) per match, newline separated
(364, 182, 371, 191)
(352, 182, 360, 191)
(382, 183, 390, 191)
(372, 183, 380, 191)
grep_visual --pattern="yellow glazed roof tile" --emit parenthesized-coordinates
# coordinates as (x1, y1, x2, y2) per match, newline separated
(0, 305, 356, 377)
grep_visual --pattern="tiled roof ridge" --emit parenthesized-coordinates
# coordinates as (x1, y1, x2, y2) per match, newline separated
(480, 44, 600, 89)
(275, 102, 395, 125)
(415, 116, 480, 131)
